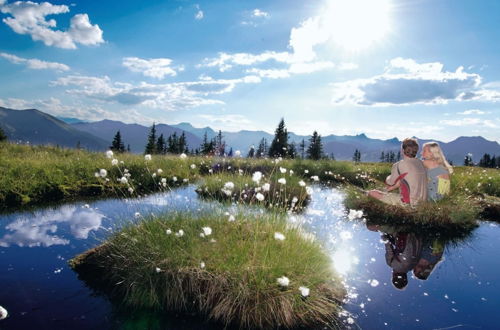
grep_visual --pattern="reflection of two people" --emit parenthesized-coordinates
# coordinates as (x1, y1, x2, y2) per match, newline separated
(368, 224, 444, 289)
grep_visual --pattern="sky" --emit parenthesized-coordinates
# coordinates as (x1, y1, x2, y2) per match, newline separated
(1, 0, 500, 142)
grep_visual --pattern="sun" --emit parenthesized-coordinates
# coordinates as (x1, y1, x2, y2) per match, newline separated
(325, 0, 391, 51)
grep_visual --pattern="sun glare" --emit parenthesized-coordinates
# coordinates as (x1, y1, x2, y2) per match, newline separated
(325, 0, 391, 51)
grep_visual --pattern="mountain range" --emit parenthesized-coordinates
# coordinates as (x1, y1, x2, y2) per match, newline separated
(1, 107, 499, 164)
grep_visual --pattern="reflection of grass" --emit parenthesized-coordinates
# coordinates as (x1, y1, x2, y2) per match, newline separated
(196, 172, 310, 211)
(344, 187, 481, 230)
(70, 211, 345, 329)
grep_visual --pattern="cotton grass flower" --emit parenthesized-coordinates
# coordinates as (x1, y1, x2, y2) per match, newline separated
(252, 171, 263, 183)
(118, 177, 128, 184)
(179, 153, 187, 159)
(201, 226, 212, 236)
(274, 232, 286, 241)
(280, 167, 287, 174)
(348, 209, 363, 220)
(311, 175, 319, 182)
(0, 305, 8, 320)
(166, 229, 172, 235)
(173, 176, 177, 182)
(224, 182, 235, 190)
(306, 186, 313, 195)
(144, 154, 152, 161)
(277, 276, 290, 287)
(234, 150, 241, 157)
(111, 158, 119, 166)
(200, 261, 206, 269)
(134, 212, 141, 218)
(99, 169, 107, 178)
(262, 183, 271, 191)
(128, 187, 134, 193)
(278, 178, 286, 185)
(190, 164, 196, 169)
(228, 215, 235, 222)
(299, 286, 310, 297)
(157, 168, 163, 174)
(155, 267, 161, 273)
(256, 192, 265, 201)
(299, 180, 306, 187)
(106, 150, 114, 158)
(175, 229, 184, 237)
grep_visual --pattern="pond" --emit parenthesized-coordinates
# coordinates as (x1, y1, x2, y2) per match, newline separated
(0, 186, 499, 329)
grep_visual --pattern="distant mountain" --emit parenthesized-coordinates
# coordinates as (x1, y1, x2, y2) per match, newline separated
(170, 122, 216, 140)
(72, 120, 203, 153)
(57, 117, 88, 124)
(0, 107, 109, 150)
(441, 136, 500, 164)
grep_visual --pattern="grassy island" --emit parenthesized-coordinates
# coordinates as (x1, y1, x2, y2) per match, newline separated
(70, 212, 346, 329)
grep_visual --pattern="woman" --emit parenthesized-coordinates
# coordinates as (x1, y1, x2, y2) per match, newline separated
(422, 142, 453, 201)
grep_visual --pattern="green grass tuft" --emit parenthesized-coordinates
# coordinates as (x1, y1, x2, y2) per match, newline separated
(70, 211, 345, 329)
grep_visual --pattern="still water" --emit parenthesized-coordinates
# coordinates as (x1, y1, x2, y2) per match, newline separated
(0, 186, 499, 329)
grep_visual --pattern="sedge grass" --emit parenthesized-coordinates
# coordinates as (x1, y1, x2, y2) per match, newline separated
(69, 211, 345, 329)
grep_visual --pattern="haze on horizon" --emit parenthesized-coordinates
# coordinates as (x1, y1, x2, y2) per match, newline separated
(1, 0, 499, 143)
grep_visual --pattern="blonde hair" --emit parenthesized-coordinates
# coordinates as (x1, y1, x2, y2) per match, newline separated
(423, 142, 454, 174)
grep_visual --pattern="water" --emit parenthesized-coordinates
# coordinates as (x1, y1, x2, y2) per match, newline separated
(0, 186, 499, 329)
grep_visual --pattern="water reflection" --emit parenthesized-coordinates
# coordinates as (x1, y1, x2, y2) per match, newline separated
(367, 224, 445, 290)
(0, 205, 105, 247)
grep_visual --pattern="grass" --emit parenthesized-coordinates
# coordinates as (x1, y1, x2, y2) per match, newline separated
(69, 211, 345, 329)
(196, 171, 311, 211)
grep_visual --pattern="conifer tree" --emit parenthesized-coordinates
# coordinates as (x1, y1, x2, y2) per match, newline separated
(215, 130, 225, 156)
(268, 118, 288, 158)
(299, 139, 306, 159)
(256, 138, 268, 158)
(307, 131, 323, 160)
(127, 144, 131, 153)
(228, 147, 233, 157)
(353, 149, 361, 162)
(463, 153, 473, 166)
(179, 132, 187, 154)
(144, 123, 157, 154)
(247, 146, 255, 158)
(111, 130, 125, 153)
(156, 134, 166, 154)
(380, 151, 385, 162)
(288, 142, 297, 159)
(0, 126, 6, 141)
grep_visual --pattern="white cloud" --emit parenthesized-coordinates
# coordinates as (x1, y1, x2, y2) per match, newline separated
(440, 118, 497, 128)
(51, 74, 260, 110)
(0, 52, 69, 71)
(200, 51, 292, 72)
(194, 4, 203, 20)
(330, 58, 500, 106)
(252, 9, 269, 18)
(458, 109, 487, 115)
(1, 1, 104, 49)
(122, 57, 181, 79)
(338, 62, 359, 70)
(289, 17, 330, 63)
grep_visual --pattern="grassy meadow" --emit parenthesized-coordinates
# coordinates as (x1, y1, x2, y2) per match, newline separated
(70, 212, 345, 329)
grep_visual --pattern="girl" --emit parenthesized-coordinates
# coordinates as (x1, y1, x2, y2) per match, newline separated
(422, 142, 453, 201)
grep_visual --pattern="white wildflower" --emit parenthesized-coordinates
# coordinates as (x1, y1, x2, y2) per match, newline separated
(124, 169, 129, 173)
(161, 178, 167, 184)
(299, 180, 306, 187)
(262, 183, 271, 191)
(238, 169, 244, 175)
(347, 317, 354, 324)
(128, 187, 134, 193)
(119, 177, 128, 184)
(224, 182, 235, 190)
(208, 169, 213, 174)
(234, 150, 241, 157)
(202, 227, 212, 236)
(256, 193, 265, 201)
(175, 229, 184, 237)
(179, 153, 187, 159)
(289, 170, 294, 175)
(152, 173, 157, 178)
(311, 175, 319, 182)
(274, 232, 286, 241)
(144, 154, 152, 161)
(106, 150, 114, 158)
(111, 158, 118, 166)
(306, 186, 313, 195)
(228, 215, 235, 222)
(190, 164, 196, 169)
(183, 178, 189, 182)
(280, 167, 287, 174)
(157, 169, 163, 174)
(155, 267, 161, 273)
(304, 169, 309, 174)
(173, 176, 177, 182)
(299, 286, 310, 297)
(252, 171, 263, 183)
(99, 169, 107, 178)
(292, 196, 298, 204)
(200, 261, 206, 269)
(199, 233, 205, 238)
(166, 229, 172, 235)
(83, 204, 90, 208)
(277, 276, 290, 287)
(278, 178, 286, 185)
(94, 172, 99, 178)
(134, 212, 141, 218)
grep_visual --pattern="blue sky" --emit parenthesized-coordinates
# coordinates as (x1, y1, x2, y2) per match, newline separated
(1, 0, 499, 142)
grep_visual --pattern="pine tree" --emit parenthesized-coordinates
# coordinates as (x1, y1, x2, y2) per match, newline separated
(179, 132, 187, 154)
(380, 151, 385, 163)
(0, 126, 6, 141)
(288, 142, 297, 159)
(299, 138, 306, 159)
(268, 118, 288, 158)
(464, 153, 473, 166)
(389, 151, 396, 163)
(307, 131, 323, 160)
(167, 132, 178, 154)
(144, 123, 157, 154)
(200, 131, 215, 155)
(111, 130, 125, 153)
(156, 134, 166, 154)
(256, 138, 267, 158)
(76, 141, 81, 150)
(353, 149, 361, 162)
(127, 144, 131, 153)
(247, 146, 255, 158)
(215, 130, 225, 156)
(228, 147, 233, 157)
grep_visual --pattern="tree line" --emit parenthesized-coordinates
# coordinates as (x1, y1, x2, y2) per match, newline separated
(464, 153, 500, 168)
